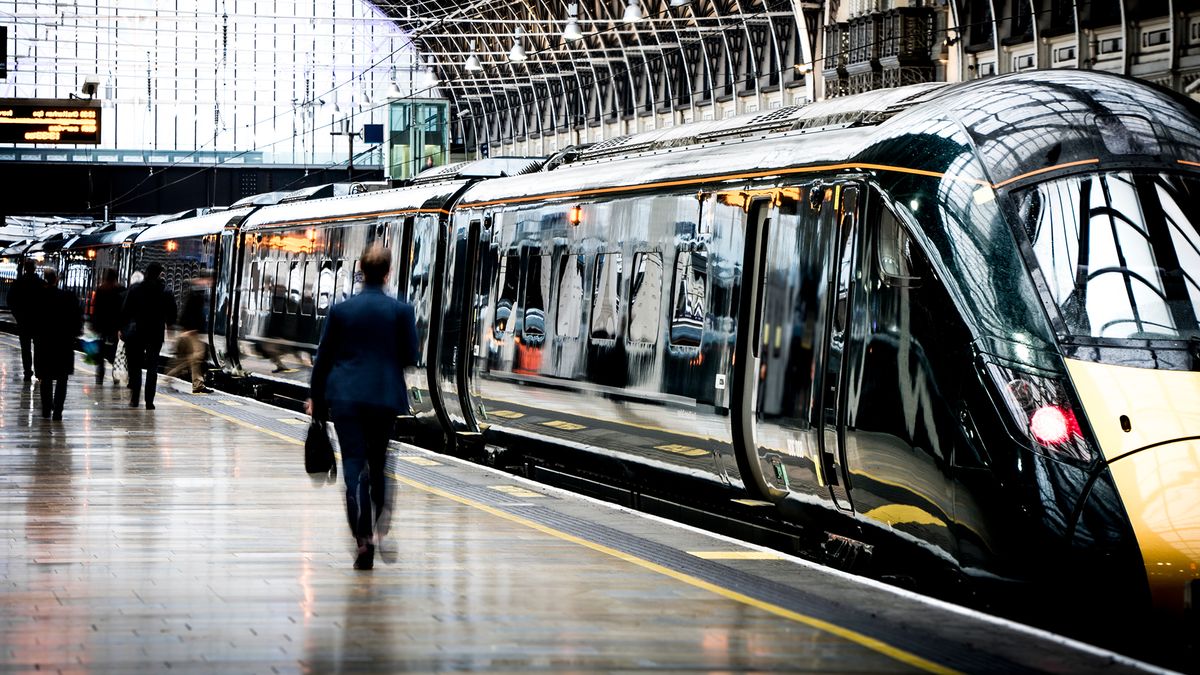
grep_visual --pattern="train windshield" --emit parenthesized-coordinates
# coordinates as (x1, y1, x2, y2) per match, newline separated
(1017, 172, 1200, 343)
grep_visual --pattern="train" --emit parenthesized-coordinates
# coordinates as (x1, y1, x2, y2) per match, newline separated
(4, 69, 1199, 657)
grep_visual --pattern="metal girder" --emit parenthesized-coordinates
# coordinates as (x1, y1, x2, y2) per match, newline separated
(366, 0, 813, 151)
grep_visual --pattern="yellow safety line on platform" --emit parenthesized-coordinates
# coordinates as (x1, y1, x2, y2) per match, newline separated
(388, 473, 959, 675)
(145, 379, 956, 675)
(161, 393, 305, 447)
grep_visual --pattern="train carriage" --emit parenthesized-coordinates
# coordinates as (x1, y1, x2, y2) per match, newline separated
(235, 180, 472, 440)
(433, 70, 1200, 646)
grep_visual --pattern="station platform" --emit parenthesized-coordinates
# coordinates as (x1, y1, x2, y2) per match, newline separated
(0, 335, 1170, 674)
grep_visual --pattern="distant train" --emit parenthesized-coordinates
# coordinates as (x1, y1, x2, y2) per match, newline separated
(5, 70, 1199, 650)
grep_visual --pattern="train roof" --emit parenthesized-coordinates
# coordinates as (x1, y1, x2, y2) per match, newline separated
(240, 180, 469, 231)
(133, 207, 255, 244)
(456, 70, 1200, 208)
(65, 224, 147, 250)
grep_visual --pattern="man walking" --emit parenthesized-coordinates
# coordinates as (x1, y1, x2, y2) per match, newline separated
(306, 243, 417, 571)
(9, 260, 45, 382)
(120, 263, 176, 409)
(33, 270, 82, 420)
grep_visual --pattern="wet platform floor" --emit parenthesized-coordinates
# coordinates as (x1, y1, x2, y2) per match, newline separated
(0, 336, 1167, 673)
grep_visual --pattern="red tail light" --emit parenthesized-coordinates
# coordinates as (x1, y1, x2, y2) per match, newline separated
(1030, 405, 1080, 446)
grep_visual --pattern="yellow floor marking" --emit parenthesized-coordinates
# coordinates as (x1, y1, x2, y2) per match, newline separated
(160, 394, 305, 448)
(277, 418, 307, 425)
(689, 551, 785, 560)
(489, 410, 525, 419)
(731, 499, 774, 507)
(398, 456, 441, 466)
(656, 443, 709, 457)
(219, 400, 245, 406)
(489, 485, 544, 498)
(542, 420, 586, 431)
(389, 472, 958, 675)
(145, 376, 955, 675)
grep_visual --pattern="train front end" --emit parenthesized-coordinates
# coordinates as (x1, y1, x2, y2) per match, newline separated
(1012, 168, 1200, 618)
(968, 72, 1200, 625)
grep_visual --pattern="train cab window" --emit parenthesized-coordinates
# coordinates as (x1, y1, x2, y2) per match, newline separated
(522, 254, 551, 344)
(590, 252, 623, 341)
(494, 252, 520, 338)
(555, 253, 585, 339)
(628, 251, 663, 345)
(877, 205, 925, 287)
(670, 248, 707, 347)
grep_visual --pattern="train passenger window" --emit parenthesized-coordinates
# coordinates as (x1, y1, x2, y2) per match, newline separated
(555, 253, 585, 339)
(271, 261, 287, 313)
(316, 261, 335, 316)
(877, 205, 924, 287)
(247, 260, 259, 312)
(591, 252, 623, 341)
(628, 251, 663, 345)
(522, 254, 550, 344)
(494, 252, 520, 338)
(287, 261, 304, 314)
(669, 248, 707, 347)
(300, 260, 317, 316)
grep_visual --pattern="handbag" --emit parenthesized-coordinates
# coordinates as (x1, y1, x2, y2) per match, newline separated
(305, 420, 336, 477)
(112, 338, 128, 385)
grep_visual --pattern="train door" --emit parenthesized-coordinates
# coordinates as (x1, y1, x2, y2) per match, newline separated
(734, 184, 856, 512)
(211, 227, 239, 369)
(814, 184, 860, 511)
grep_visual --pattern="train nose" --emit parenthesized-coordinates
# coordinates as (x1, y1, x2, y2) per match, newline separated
(1066, 359, 1200, 614)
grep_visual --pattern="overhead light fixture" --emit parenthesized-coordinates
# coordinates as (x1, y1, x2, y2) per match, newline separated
(622, 0, 643, 23)
(669, 0, 690, 6)
(509, 28, 528, 62)
(386, 82, 404, 99)
(563, 3, 583, 41)
(464, 40, 483, 72)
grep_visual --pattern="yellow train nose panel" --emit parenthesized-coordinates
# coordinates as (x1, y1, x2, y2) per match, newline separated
(1066, 358, 1200, 613)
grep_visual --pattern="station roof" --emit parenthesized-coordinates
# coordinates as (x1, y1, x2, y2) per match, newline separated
(364, 0, 798, 109)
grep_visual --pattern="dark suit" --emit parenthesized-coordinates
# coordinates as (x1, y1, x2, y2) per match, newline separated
(120, 278, 177, 407)
(33, 286, 82, 418)
(310, 285, 418, 543)
(9, 271, 45, 380)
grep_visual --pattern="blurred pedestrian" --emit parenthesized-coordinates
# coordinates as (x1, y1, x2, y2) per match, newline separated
(33, 270, 82, 420)
(120, 263, 176, 409)
(167, 272, 212, 393)
(91, 268, 125, 386)
(9, 260, 45, 382)
(306, 243, 418, 571)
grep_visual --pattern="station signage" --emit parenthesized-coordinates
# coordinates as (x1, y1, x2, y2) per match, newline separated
(0, 98, 101, 144)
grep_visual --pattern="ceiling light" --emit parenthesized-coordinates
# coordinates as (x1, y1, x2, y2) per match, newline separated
(669, 0, 690, 5)
(563, 3, 583, 41)
(509, 27, 528, 62)
(622, 0, 643, 23)
(464, 40, 483, 72)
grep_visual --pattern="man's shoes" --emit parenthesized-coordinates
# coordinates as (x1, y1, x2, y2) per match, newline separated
(145, 403, 156, 410)
(52, 412, 62, 421)
(192, 385, 213, 394)
(353, 541, 375, 570)
(129, 401, 139, 408)
(271, 365, 298, 374)
(40, 410, 51, 419)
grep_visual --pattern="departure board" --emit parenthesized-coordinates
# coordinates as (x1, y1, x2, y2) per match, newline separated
(0, 99, 101, 144)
